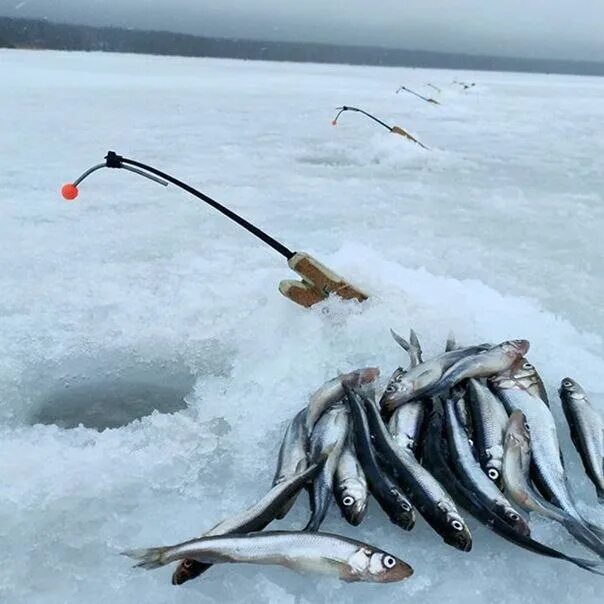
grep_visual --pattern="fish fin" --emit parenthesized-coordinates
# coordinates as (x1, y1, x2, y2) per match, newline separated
(445, 331, 456, 352)
(409, 329, 421, 350)
(121, 546, 172, 570)
(585, 520, 604, 539)
(390, 328, 411, 352)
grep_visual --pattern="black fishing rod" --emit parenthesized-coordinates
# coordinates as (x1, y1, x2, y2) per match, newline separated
(62, 151, 294, 259)
(332, 106, 392, 131)
(61, 151, 368, 307)
(396, 86, 440, 105)
(332, 106, 429, 150)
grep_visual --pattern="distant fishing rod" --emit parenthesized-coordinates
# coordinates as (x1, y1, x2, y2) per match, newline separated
(332, 106, 429, 150)
(61, 151, 368, 307)
(452, 80, 475, 90)
(396, 86, 440, 105)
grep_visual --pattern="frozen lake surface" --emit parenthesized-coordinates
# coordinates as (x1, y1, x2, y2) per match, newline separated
(1, 49, 603, 603)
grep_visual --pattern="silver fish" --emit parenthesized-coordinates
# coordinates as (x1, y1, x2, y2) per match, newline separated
(466, 378, 509, 484)
(421, 340, 530, 399)
(334, 440, 368, 526)
(444, 396, 529, 536)
(172, 462, 324, 585)
(560, 378, 604, 502)
(124, 530, 414, 583)
(305, 404, 350, 531)
(502, 409, 604, 553)
(272, 408, 309, 519)
(493, 362, 604, 557)
(305, 368, 379, 433)
(380, 345, 489, 413)
(504, 410, 575, 522)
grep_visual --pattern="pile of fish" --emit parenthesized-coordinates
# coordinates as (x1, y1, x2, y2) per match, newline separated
(123, 331, 604, 584)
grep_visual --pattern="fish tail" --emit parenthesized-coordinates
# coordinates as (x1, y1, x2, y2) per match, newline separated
(583, 519, 604, 540)
(409, 329, 421, 350)
(121, 546, 173, 570)
(566, 556, 604, 576)
(304, 483, 331, 532)
(303, 499, 330, 532)
(390, 328, 411, 352)
(562, 518, 604, 559)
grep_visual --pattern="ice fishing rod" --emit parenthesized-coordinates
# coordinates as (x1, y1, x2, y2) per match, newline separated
(331, 106, 429, 150)
(396, 85, 440, 105)
(61, 151, 368, 308)
(62, 151, 294, 259)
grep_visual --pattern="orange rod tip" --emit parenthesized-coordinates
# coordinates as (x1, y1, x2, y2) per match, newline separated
(61, 183, 79, 201)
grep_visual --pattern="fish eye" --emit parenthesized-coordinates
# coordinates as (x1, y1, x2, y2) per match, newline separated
(451, 520, 464, 531)
(182, 560, 193, 569)
(563, 380, 573, 388)
(508, 512, 519, 521)
(523, 362, 533, 369)
(382, 555, 397, 569)
(343, 496, 355, 506)
(386, 384, 396, 393)
(487, 468, 499, 480)
(400, 500, 411, 511)
(523, 422, 531, 432)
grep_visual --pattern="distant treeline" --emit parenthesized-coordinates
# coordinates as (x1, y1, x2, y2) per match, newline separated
(1, 16, 603, 76)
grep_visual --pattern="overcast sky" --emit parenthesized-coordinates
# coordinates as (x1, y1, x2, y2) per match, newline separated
(2, 0, 603, 62)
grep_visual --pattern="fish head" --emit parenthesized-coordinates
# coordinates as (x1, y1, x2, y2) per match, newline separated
(367, 551, 414, 583)
(336, 484, 368, 526)
(500, 339, 530, 359)
(389, 489, 416, 530)
(559, 377, 587, 401)
(484, 457, 503, 486)
(510, 358, 538, 380)
(499, 504, 531, 537)
(357, 367, 380, 385)
(171, 559, 199, 585)
(345, 547, 413, 583)
(504, 410, 531, 467)
(506, 410, 531, 444)
(438, 503, 472, 552)
(379, 368, 413, 412)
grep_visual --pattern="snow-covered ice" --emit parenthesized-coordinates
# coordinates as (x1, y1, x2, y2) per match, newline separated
(1, 49, 603, 603)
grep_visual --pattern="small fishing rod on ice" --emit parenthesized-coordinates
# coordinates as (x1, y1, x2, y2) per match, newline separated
(396, 85, 440, 105)
(332, 106, 429, 150)
(62, 151, 368, 308)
